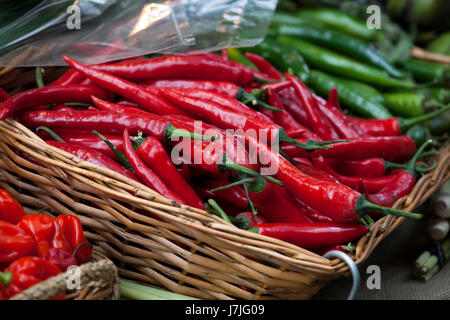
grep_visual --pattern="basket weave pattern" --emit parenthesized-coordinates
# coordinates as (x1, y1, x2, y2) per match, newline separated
(0, 118, 448, 299)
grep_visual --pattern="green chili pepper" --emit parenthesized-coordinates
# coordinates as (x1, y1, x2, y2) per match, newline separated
(402, 58, 450, 85)
(295, 8, 378, 41)
(275, 25, 404, 78)
(277, 36, 415, 88)
(382, 93, 425, 117)
(334, 77, 385, 105)
(270, 12, 326, 28)
(308, 69, 393, 119)
(243, 38, 310, 82)
(226, 48, 257, 70)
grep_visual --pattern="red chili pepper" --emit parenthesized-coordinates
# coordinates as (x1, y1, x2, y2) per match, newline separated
(250, 222, 368, 249)
(249, 183, 313, 224)
(294, 158, 340, 184)
(244, 52, 283, 79)
(0, 189, 25, 224)
(366, 140, 432, 207)
(0, 257, 64, 300)
(55, 215, 92, 265)
(122, 129, 185, 204)
(0, 85, 107, 120)
(0, 221, 35, 263)
(140, 79, 241, 98)
(45, 132, 124, 160)
(91, 54, 255, 86)
(51, 69, 84, 86)
(45, 140, 138, 181)
(19, 110, 208, 145)
(17, 214, 71, 258)
(44, 248, 77, 272)
(285, 74, 340, 140)
(159, 88, 332, 152)
(260, 87, 309, 131)
(326, 158, 386, 178)
(293, 198, 334, 223)
(242, 134, 421, 223)
(0, 87, 10, 102)
(62, 56, 186, 116)
(312, 155, 402, 193)
(91, 95, 152, 117)
(347, 105, 450, 137)
(195, 180, 249, 209)
(317, 89, 359, 139)
(281, 135, 417, 162)
(136, 136, 204, 209)
(159, 87, 274, 124)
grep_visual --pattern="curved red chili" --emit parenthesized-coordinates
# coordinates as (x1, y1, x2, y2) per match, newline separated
(62, 56, 186, 116)
(251, 222, 368, 249)
(90, 54, 254, 86)
(0, 85, 107, 120)
(122, 129, 185, 204)
(136, 136, 204, 209)
(45, 140, 138, 181)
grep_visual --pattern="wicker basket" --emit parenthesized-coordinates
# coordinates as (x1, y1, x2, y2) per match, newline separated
(0, 118, 448, 300)
(8, 250, 120, 300)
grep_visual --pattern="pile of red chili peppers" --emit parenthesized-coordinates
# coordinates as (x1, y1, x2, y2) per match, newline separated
(0, 188, 92, 300)
(0, 51, 442, 260)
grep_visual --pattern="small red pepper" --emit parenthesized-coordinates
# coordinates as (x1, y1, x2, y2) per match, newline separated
(0, 221, 35, 263)
(0, 189, 25, 224)
(17, 214, 71, 259)
(122, 129, 186, 204)
(0, 257, 64, 300)
(136, 135, 204, 209)
(250, 222, 369, 249)
(0, 85, 108, 120)
(55, 215, 92, 265)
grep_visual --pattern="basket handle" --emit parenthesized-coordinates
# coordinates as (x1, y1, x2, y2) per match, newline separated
(323, 250, 360, 300)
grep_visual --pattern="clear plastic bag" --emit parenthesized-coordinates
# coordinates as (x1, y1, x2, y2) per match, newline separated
(0, 0, 277, 67)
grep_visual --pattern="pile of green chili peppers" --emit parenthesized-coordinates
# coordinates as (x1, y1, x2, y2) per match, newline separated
(235, 8, 450, 139)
